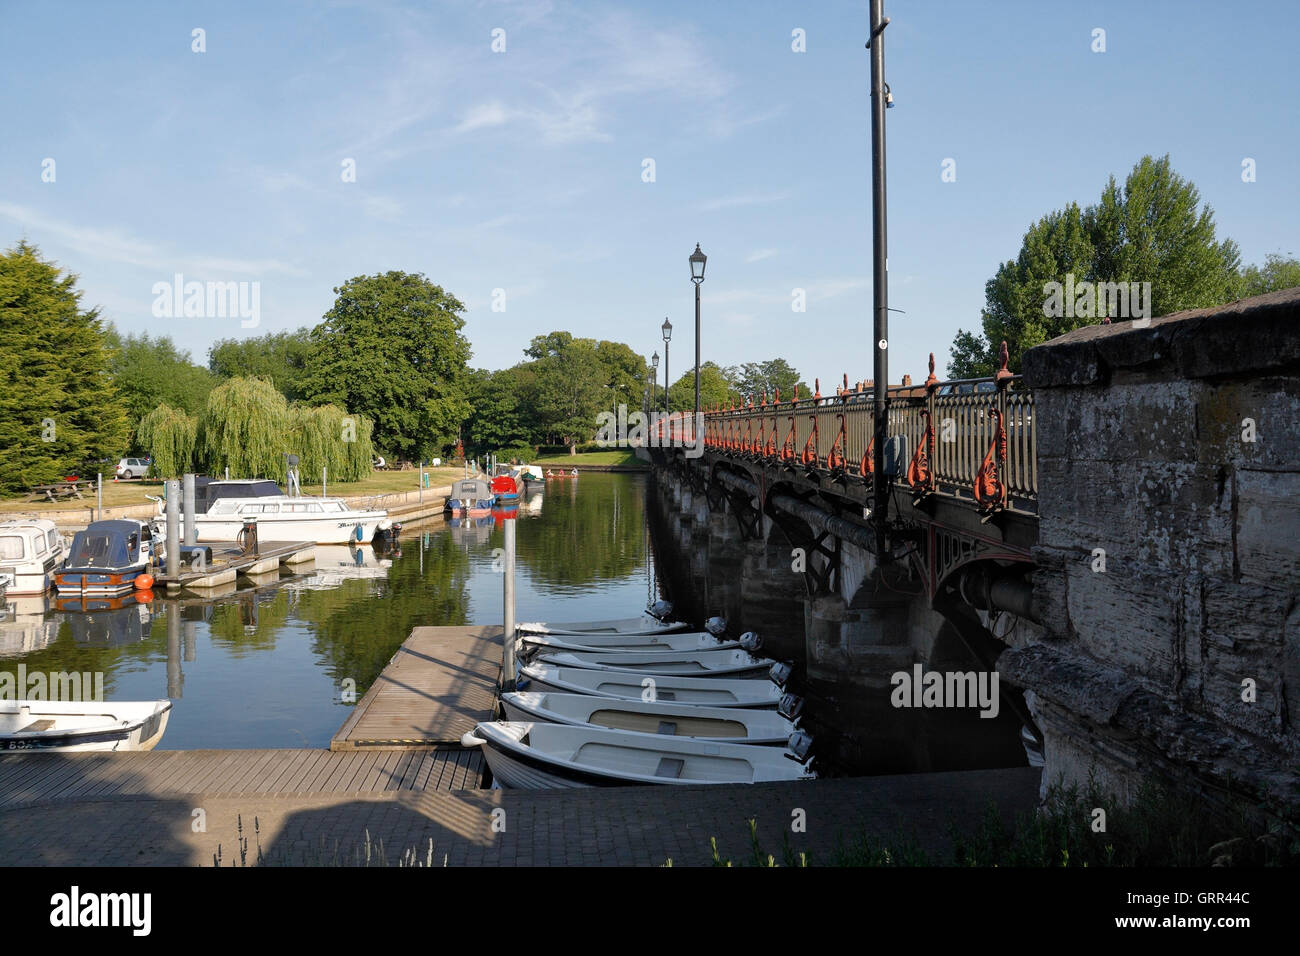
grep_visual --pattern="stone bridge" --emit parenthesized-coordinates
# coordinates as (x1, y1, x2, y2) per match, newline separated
(644, 287, 1299, 823)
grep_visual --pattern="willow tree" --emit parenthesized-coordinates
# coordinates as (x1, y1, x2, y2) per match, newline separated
(137, 405, 197, 478)
(197, 376, 289, 478)
(287, 404, 375, 483)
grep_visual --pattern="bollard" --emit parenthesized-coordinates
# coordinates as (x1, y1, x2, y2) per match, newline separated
(96, 473, 102, 521)
(183, 473, 196, 546)
(323, 465, 327, 499)
(165, 479, 180, 580)
(502, 516, 516, 692)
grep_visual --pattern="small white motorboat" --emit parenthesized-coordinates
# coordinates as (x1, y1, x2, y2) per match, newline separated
(531, 646, 774, 678)
(516, 614, 688, 638)
(518, 630, 741, 655)
(461, 720, 816, 788)
(500, 691, 803, 745)
(0, 518, 68, 595)
(0, 699, 171, 752)
(518, 663, 785, 708)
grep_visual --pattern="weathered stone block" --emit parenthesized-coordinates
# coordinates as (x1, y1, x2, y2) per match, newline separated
(1236, 469, 1300, 587)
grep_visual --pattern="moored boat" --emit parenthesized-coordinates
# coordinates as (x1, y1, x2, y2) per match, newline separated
(0, 518, 67, 595)
(518, 663, 785, 708)
(460, 720, 815, 788)
(0, 699, 171, 752)
(157, 494, 390, 545)
(516, 613, 690, 637)
(518, 630, 741, 655)
(530, 645, 774, 678)
(500, 691, 803, 745)
(54, 519, 156, 596)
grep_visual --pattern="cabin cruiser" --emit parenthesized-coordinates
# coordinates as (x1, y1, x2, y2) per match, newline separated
(55, 519, 157, 596)
(0, 518, 67, 595)
(151, 479, 392, 545)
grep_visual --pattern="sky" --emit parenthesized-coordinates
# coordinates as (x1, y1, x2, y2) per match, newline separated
(2, 0, 1297, 384)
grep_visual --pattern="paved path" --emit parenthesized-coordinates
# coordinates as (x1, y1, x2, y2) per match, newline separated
(0, 765, 1041, 866)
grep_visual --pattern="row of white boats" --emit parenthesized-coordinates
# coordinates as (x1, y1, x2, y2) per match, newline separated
(460, 604, 818, 789)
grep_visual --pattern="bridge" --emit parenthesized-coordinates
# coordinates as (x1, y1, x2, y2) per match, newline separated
(642, 287, 1300, 824)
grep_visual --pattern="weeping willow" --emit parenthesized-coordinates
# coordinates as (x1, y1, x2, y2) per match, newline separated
(197, 377, 290, 478)
(137, 405, 197, 478)
(286, 404, 374, 483)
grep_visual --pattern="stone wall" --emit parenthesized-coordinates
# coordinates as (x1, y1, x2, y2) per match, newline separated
(1003, 288, 1300, 818)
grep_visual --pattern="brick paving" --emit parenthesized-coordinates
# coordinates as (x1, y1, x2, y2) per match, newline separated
(0, 766, 1041, 866)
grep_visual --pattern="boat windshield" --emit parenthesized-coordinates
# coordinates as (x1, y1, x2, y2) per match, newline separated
(68, 532, 131, 567)
(0, 536, 23, 561)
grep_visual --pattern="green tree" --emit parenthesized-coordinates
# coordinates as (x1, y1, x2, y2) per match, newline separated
(197, 376, 290, 479)
(208, 329, 312, 401)
(726, 359, 805, 403)
(137, 405, 198, 478)
(667, 361, 734, 411)
(950, 155, 1242, 376)
(105, 328, 216, 451)
(464, 367, 535, 456)
(526, 332, 607, 451)
(1238, 253, 1300, 297)
(301, 272, 471, 461)
(0, 241, 128, 493)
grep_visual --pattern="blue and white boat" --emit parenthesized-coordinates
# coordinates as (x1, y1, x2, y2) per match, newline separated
(54, 519, 156, 596)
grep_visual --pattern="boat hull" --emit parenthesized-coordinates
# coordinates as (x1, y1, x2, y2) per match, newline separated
(500, 692, 795, 744)
(186, 515, 387, 545)
(0, 700, 171, 753)
(518, 664, 783, 708)
(54, 568, 150, 596)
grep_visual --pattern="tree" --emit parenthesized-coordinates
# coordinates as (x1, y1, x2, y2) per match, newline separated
(208, 329, 312, 401)
(105, 328, 216, 451)
(300, 272, 472, 461)
(667, 362, 734, 411)
(0, 241, 128, 493)
(197, 377, 290, 479)
(726, 359, 805, 403)
(1238, 254, 1300, 297)
(464, 367, 535, 456)
(529, 335, 607, 450)
(137, 405, 197, 478)
(950, 155, 1242, 376)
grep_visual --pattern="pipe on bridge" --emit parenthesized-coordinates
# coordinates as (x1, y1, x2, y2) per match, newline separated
(712, 469, 876, 552)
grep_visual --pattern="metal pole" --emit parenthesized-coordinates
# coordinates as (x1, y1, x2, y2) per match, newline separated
(502, 517, 517, 692)
(663, 340, 670, 413)
(165, 479, 180, 580)
(419, 462, 423, 504)
(869, 0, 891, 557)
(694, 282, 701, 426)
(182, 473, 196, 546)
(166, 601, 183, 699)
(96, 473, 101, 521)
(323, 466, 327, 498)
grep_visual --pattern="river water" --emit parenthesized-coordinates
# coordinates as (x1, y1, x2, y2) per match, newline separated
(0, 473, 656, 750)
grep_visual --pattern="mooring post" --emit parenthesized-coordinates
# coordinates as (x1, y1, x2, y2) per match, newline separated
(323, 465, 327, 498)
(166, 600, 183, 699)
(165, 479, 180, 580)
(419, 461, 424, 504)
(96, 472, 102, 521)
(182, 473, 196, 546)
(502, 516, 517, 692)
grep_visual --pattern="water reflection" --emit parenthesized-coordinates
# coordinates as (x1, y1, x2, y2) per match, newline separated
(0, 473, 657, 749)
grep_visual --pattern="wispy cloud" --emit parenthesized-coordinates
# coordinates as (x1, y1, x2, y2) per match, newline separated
(700, 192, 791, 212)
(746, 248, 777, 263)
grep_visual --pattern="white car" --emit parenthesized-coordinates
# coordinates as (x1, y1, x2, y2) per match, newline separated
(116, 457, 150, 479)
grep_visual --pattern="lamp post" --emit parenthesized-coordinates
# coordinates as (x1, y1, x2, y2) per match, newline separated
(660, 317, 672, 413)
(689, 244, 707, 428)
(651, 350, 659, 415)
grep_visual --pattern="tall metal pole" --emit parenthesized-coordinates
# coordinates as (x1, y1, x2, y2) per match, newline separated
(869, 0, 891, 558)
(663, 340, 670, 413)
(182, 473, 196, 546)
(165, 479, 180, 581)
(693, 282, 701, 426)
(501, 517, 517, 692)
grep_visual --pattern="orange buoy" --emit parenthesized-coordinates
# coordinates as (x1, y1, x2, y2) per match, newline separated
(134, 573, 155, 590)
(134, 590, 155, 603)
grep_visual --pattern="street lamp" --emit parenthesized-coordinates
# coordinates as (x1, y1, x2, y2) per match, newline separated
(651, 350, 659, 413)
(660, 317, 672, 413)
(689, 243, 706, 423)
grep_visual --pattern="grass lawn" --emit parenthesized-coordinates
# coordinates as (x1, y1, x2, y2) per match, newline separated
(0, 467, 467, 513)
(531, 450, 645, 466)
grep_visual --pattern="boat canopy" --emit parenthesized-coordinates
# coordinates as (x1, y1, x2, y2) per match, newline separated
(65, 521, 146, 569)
(192, 479, 284, 513)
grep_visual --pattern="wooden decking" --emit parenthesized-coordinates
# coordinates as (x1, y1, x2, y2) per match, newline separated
(155, 540, 315, 589)
(331, 625, 502, 750)
(0, 748, 483, 808)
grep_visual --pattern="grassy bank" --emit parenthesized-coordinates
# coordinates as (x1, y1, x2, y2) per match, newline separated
(531, 450, 644, 467)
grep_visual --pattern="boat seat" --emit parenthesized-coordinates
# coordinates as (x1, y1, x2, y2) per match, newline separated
(18, 719, 56, 732)
(654, 757, 685, 779)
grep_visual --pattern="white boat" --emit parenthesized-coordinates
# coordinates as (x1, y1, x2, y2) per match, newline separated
(500, 691, 802, 744)
(153, 483, 391, 545)
(0, 699, 171, 752)
(0, 518, 67, 596)
(461, 720, 815, 788)
(518, 663, 785, 708)
(516, 611, 689, 637)
(531, 646, 774, 678)
(518, 630, 741, 655)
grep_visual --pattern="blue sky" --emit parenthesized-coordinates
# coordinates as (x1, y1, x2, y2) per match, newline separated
(2, 0, 1296, 383)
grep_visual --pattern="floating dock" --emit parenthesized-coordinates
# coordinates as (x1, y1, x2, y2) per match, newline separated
(155, 541, 315, 590)
(330, 625, 502, 751)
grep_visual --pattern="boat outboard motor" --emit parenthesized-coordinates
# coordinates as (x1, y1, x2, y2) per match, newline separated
(738, 631, 762, 653)
(704, 616, 727, 636)
(769, 661, 793, 688)
(648, 599, 674, 621)
(778, 692, 805, 721)
(785, 730, 815, 765)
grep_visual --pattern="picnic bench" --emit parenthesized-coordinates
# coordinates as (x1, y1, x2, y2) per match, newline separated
(28, 480, 95, 503)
